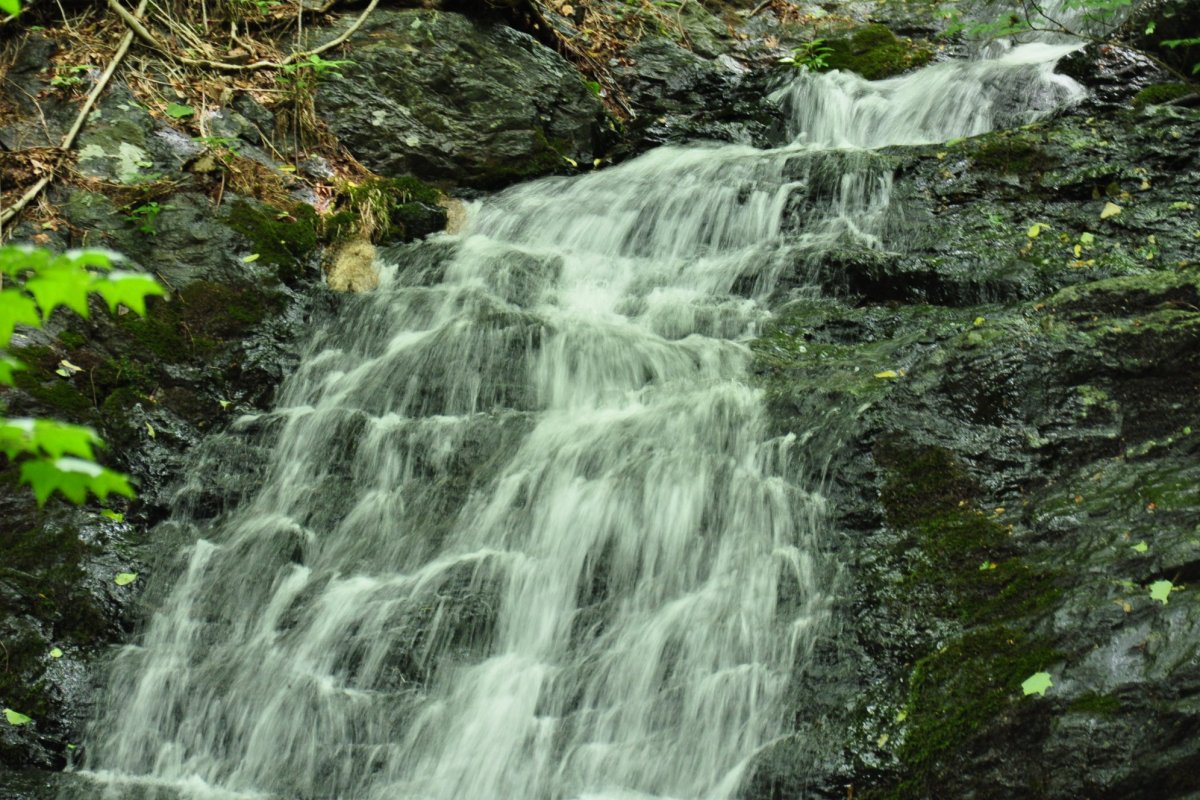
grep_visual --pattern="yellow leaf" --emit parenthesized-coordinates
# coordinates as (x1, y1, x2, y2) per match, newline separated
(1074, 244, 1082, 258)
(973, 316, 985, 326)
(1100, 202, 1122, 220)
(874, 370, 900, 380)
(1027, 223, 1048, 238)
(146, 422, 155, 439)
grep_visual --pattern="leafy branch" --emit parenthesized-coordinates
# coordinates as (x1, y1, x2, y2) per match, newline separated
(0, 246, 163, 505)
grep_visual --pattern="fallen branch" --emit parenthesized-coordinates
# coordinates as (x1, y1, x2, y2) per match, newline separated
(107, 0, 381, 72)
(0, 0, 150, 233)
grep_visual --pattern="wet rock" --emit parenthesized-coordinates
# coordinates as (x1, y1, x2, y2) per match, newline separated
(750, 84, 1200, 797)
(612, 38, 783, 152)
(1057, 43, 1173, 109)
(315, 9, 608, 189)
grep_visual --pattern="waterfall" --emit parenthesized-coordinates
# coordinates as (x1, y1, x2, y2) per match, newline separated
(69, 36, 1082, 800)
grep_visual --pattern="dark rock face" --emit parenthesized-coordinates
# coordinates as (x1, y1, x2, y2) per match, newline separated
(748, 96, 1200, 798)
(1057, 43, 1173, 109)
(611, 38, 783, 152)
(315, 9, 609, 190)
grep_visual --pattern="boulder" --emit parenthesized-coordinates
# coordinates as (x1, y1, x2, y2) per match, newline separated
(315, 9, 608, 189)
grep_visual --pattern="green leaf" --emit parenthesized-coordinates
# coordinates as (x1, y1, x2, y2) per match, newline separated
(100, 508, 125, 522)
(0, 355, 26, 386)
(242, 253, 260, 263)
(3, 708, 32, 726)
(20, 456, 135, 506)
(114, 572, 138, 586)
(31, 419, 103, 459)
(49, 647, 63, 659)
(1, 418, 103, 460)
(1021, 671, 1053, 697)
(25, 264, 95, 318)
(1131, 541, 1148, 554)
(0, 289, 41, 342)
(0, 0, 20, 17)
(1079, 232, 1096, 246)
(1150, 579, 1174, 605)
(165, 102, 194, 119)
(88, 270, 165, 315)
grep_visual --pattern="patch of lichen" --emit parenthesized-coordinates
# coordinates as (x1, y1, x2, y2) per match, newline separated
(823, 24, 934, 80)
(1132, 82, 1195, 109)
(225, 200, 320, 283)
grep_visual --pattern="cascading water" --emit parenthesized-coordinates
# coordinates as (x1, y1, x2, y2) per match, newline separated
(68, 35, 1083, 800)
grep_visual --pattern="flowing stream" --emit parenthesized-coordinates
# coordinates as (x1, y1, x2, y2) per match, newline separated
(71, 38, 1082, 800)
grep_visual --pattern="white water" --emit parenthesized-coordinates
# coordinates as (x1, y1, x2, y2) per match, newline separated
(71, 39, 1081, 800)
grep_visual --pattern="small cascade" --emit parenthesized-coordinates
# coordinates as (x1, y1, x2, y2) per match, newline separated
(70, 29, 1083, 800)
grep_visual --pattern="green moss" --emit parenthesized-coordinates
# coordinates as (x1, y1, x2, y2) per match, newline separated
(823, 24, 934, 80)
(970, 132, 1053, 175)
(225, 200, 319, 283)
(1068, 692, 1121, 715)
(115, 301, 188, 361)
(875, 442, 977, 527)
(114, 279, 281, 364)
(873, 439, 1066, 797)
(58, 330, 87, 349)
(0, 523, 108, 718)
(1132, 82, 1194, 109)
(9, 346, 93, 417)
(893, 626, 1062, 798)
(332, 176, 446, 244)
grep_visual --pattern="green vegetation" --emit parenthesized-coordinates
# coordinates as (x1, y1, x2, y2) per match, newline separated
(325, 176, 445, 244)
(781, 39, 835, 71)
(225, 200, 320, 282)
(1, 247, 162, 507)
(821, 24, 933, 80)
(1132, 82, 1195, 108)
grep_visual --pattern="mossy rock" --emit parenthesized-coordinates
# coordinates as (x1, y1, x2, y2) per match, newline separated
(891, 626, 1062, 799)
(823, 24, 934, 80)
(969, 132, 1054, 175)
(1132, 82, 1196, 109)
(224, 200, 320, 283)
(8, 346, 93, 418)
(115, 279, 284, 364)
(328, 176, 447, 245)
